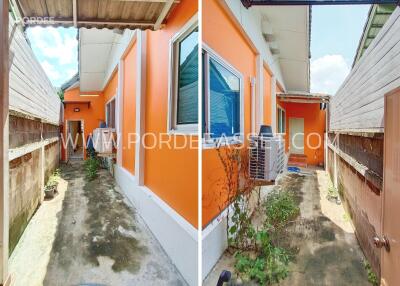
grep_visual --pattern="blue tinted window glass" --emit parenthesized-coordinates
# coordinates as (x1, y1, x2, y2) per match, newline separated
(209, 58, 240, 138)
(177, 29, 198, 125)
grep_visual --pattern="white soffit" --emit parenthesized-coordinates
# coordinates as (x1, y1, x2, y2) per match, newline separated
(79, 28, 121, 92)
(257, 6, 310, 92)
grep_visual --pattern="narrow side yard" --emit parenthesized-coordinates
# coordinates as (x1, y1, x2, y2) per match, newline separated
(205, 169, 371, 285)
(9, 162, 186, 286)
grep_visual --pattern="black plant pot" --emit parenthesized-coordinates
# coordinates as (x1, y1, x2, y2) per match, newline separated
(44, 184, 57, 199)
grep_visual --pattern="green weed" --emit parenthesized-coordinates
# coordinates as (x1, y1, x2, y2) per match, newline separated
(364, 261, 379, 286)
(84, 156, 100, 181)
(264, 191, 300, 228)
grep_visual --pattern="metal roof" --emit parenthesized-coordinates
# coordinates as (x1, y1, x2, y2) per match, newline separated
(11, 0, 179, 30)
(60, 73, 79, 91)
(353, 4, 396, 66)
(277, 91, 330, 101)
(241, 0, 397, 6)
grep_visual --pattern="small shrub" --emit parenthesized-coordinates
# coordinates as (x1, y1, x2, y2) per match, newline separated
(84, 156, 100, 181)
(46, 168, 60, 188)
(364, 261, 379, 286)
(234, 240, 291, 285)
(264, 191, 300, 228)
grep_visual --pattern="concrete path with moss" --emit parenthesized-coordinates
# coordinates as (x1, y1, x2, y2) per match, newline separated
(204, 169, 371, 286)
(9, 161, 186, 286)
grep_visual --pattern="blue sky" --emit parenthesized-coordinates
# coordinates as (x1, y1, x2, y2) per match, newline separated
(310, 5, 370, 94)
(26, 6, 370, 93)
(26, 27, 78, 88)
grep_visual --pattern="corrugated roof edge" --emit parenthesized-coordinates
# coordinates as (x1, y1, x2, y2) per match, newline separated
(60, 73, 79, 92)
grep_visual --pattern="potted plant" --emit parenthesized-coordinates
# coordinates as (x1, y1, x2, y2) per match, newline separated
(44, 169, 60, 199)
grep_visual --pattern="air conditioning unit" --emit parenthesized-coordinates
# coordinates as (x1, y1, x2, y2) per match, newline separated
(92, 128, 114, 154)
(249, 135, 285, 181)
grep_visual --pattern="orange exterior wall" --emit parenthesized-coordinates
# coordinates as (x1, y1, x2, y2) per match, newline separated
(202, 0, 256, 227)
(104, 71, 118, 103)
(122, 43, 137, 175)
(263, 67, 272, 125)
(63, 87, 105, 160)
(62, 72, 118, 161)
(279, 100, 326, 166)
(143, 0, 198, 227)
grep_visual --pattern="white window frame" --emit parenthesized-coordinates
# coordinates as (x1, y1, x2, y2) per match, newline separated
(167, 13, 198, 135)
(277, 105, 286, 134)
(202, 43, 245, 148)
(105, 96, 116, 130)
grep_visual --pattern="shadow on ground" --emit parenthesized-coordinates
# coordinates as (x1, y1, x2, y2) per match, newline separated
(10, 161, 186, 286)
(205, 169, 370, 286)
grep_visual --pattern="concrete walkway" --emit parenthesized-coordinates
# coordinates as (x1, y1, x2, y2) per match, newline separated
(9, 162, 186, 286)
(205, 169, 370, 285)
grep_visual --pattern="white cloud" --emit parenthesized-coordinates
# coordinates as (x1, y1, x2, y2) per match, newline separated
(310, 54, 350, 95)
(40, 60, 61, 81)
(66, 68, 77, 79)
(28, 27, 77, 65)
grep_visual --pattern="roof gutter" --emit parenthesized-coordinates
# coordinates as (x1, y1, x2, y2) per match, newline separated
(241, 0, 398, 7)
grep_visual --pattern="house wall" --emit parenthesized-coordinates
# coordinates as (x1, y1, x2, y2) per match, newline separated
(63, 88, 106, 160)
(279, 101, 326, 166)
(202, 0, 256, 227)
(263, 67, 272, 126)
(122, 43, 137, 175)
(104, 71, 118, 103)
(144, 0, 198, 228)
(112, 1, 199, 283)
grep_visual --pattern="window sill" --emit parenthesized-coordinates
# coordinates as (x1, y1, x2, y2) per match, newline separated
(168, 128, 198, 136)
(202, 137, 244, 149)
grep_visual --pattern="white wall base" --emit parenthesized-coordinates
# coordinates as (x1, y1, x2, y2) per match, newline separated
(114, 165, 198, 286)
(202, 212, 228, 281)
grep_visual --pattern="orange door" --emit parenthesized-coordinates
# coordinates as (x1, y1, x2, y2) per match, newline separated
(381, 88, 400, 286)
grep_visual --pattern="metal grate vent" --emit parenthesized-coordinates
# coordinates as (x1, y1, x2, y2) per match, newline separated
(249, 136, 285, 181)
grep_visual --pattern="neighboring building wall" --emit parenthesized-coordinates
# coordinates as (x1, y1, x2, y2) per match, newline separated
(9, 19, 60, 124)
(8, 115, 60, 253)
(330, 8, 400, 132)
(328, 7, 400, 276)
(9, 149, 41, 253)
(8, 16, 61, 253)
(327, 133, 382, 274)
(279, 101, 326, 166)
